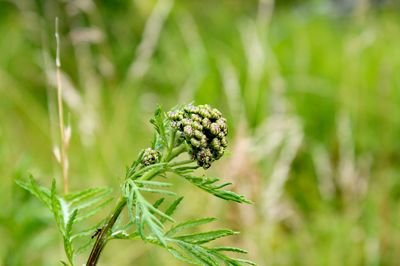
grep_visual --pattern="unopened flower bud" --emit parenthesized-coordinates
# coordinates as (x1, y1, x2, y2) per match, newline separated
(209, 123, 220, 135)
(141, 148, 161, 166)
(167, 103, 229, 169)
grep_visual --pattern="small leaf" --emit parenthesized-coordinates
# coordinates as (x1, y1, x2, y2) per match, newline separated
(212, 246, 248, 254)
(176, 241, 219, 266)
(75, 197, 113, 222)
(166, 217, 217, 236)
(177, 174, 252, 204)
(167, 247, 198, 265)
(176, 230, 238, 244)
(161, 197, 184, 223)
(135, 180, 172, 187)
(153, 198, 165, 208)
(137, 187, 176, 196)
(66, 209, 78, 238)
(16, 175, 51, 208)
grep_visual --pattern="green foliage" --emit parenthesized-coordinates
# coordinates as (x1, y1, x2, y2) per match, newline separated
(147, 217, 256, 266)
(5, 1, 400, 265)
(174, 173, 252, 204)
(15, 105, 253, 265)
(16, 177, 113, 265)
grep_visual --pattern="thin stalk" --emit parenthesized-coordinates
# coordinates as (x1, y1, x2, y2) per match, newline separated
(55, 18, 68, 194)
(167, 144, 187, 161)
(86, 197, 127, 266)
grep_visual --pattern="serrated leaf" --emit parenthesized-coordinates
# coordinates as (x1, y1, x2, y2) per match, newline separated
(176, 229, 238, 244)
(166, 217, 217, 236)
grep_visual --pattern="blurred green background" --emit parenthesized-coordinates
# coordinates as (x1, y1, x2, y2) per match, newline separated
(1, 0, 400, 265)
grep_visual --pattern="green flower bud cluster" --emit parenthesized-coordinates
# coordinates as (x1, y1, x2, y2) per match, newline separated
(141, 148, 161, 166)
(167, 104, 228, 169)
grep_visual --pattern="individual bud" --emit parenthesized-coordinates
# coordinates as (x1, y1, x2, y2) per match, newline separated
(183, 125, 194, 137)
(217, 147, 225, 157)
(190, 138, 201, 148)
(196, 148, 213, 169)
(192, 121, 203, 131)
(200, 136, 208, 148)
(216, 118, 227, 133)
(202, 118, 211, 128)
(220, 137, 228, 148)
(199, 108, 211, 119)
(170, 121, 181, 129)
(184, 104, 199, 114)
(167, 110, 183, 121)
(212, 108, 222, 119)
(181, 118, 191, 126)
(191, 114, 202, 122)
(209, 123, 220, 135)
(141, 148, 161, 166)
(194, 130, 204, 140)
(211, 138, 221, 150)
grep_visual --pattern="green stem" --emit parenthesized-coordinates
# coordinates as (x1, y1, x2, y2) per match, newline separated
(167, 144, 187, 161)
(86, 197, 127, 266)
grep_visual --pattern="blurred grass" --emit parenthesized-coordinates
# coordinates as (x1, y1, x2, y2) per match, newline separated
(1, 0, 400, 265)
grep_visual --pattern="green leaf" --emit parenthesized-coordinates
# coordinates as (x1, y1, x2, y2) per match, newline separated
(150, 105, 168, 147)
(66, 209, 78, 238)
(75, 197, 113, 222)
(177, 174, 252, 204)
(166, 217, 217, 236)
(50, 179, 65, 233)
(176, 229, 238, 244)
(167, 247, 199, 265)
(176, 241, 219, 266)
(137, 187, 176, 196)
(212, 246, 248, 254)
(16, 175, 51, 208)
(126, 149, 145, 178)
(161, 197, 184, 223)
(65, 187, 112, 209)
(135, 180, 172, 187)
(153, 198, 165, 208)
(124, 180, 172, 246)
